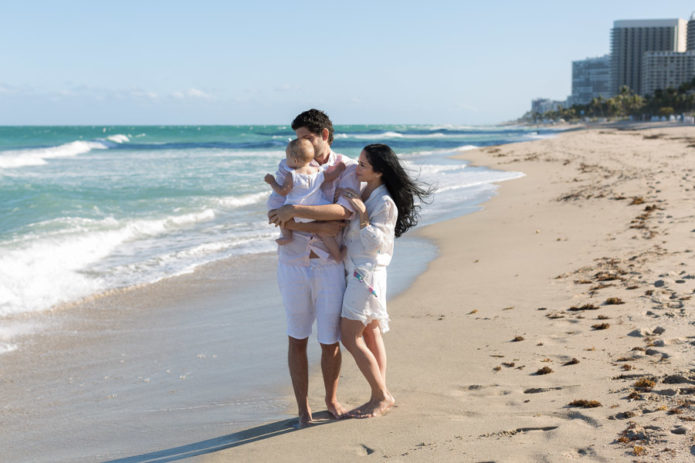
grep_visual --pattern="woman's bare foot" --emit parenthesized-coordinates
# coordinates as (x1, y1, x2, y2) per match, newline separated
(348, 393, 395, 419)
(326, 399, 348, 419)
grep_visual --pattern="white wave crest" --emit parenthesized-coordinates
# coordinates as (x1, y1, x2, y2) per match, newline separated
(434, 172, 525, 193)
(216, 192, 268, 209)
(106, 134, 130, 143)
(342, 131, 477, 141)
(0, 343, 17, 355)
(0, 140, 109, 169)
(0, 208, 218, 316)
(400, 145, 478, 158)
(524, 132, 557, 140)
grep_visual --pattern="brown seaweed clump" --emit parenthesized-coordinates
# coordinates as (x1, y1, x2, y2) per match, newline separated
(562, 358, 580, 366)
(633, 378, 656, 390)
(568, 399, 601, 408)
(629, 196, 645, 205)
(604, 297, 624, 305)
(592, 323, 610, 330)
(568, 303, 599, 311)
(534, 366, 553, 375)
(511, 336, 525, 342)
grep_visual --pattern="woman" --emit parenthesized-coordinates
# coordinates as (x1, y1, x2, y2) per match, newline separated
(339, 143, 431, 418)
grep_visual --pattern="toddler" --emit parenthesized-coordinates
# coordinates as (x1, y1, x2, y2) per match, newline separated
(264, 138, 345, 261)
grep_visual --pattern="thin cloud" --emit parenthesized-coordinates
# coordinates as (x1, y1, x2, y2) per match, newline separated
(172, 88, 213, 100)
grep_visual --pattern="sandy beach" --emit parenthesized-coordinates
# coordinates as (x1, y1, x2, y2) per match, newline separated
(3, 125, 694, 462)
(202, 125, 694, 462)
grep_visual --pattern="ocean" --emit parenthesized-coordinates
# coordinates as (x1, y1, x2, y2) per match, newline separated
(0, 124, 554, 355)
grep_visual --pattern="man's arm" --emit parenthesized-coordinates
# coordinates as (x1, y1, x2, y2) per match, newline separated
(283, 218, 347, 236)
(269, 203, 350, 226)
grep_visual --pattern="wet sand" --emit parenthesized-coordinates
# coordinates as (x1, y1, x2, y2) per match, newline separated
(0, 235, 436, 462)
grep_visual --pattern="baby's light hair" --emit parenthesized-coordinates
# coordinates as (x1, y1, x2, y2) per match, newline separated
(286, 138, 315, 164)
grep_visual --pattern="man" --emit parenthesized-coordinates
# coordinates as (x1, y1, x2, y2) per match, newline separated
(267, 109, 359, 426)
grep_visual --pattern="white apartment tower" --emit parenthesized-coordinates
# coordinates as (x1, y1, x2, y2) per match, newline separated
(611, 18, 687, 95)
(642, 51, 695, 95)
(571, 55, 612, 104)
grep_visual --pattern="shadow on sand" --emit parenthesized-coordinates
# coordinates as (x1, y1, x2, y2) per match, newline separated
(105, 411, 339, 462)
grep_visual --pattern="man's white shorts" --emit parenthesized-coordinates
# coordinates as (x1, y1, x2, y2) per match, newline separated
(277, 261, 345, 345)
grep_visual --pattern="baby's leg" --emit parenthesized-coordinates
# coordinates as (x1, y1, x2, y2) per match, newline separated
(319, 234, 345, 261)
(276, 226, 293, 245)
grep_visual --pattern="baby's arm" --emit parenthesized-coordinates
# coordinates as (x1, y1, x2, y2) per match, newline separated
(322, 162, 345, 185)
(264, 172, 293, 196)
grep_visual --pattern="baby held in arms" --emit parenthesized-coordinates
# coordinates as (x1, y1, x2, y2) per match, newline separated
(264, 138, 345, 261)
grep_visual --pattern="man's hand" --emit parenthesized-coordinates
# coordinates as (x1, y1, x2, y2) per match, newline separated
(268, 205, 296, 227)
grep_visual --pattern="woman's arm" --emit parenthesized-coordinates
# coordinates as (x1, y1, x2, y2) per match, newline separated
(347, 195, 396, 253)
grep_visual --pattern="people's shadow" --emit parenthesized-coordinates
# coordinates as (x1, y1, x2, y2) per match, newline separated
(104, 411, 339, 463)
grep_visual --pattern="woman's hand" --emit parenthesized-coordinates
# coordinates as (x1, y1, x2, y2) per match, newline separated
(340, 189, 368, 227)
(268, 205, 296, 227)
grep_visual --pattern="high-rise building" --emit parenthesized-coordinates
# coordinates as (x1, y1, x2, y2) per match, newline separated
(531, 98, 564, 115)
(642, 51, 695, 95)
(570, 55, 612, 105)
(687, 12, 695, 50)
(611, 19, 687, 95)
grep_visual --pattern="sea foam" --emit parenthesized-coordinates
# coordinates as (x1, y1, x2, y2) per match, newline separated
(0, 140, 109, 169)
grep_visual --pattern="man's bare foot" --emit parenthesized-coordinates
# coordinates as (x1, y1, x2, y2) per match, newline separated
(276, 236, 292, 245)
(348, 394, 395, 419)
(326, 399, 348, 419)
(294, 409, 313, 429)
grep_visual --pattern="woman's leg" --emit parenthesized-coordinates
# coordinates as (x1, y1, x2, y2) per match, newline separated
(362, 320, 387, 382)
(340, 317, 395, 417)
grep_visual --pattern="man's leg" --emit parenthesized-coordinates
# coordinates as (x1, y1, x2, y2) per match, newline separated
(314, 261, 347, 419)
(278, 263, 314, 426)
(288, 336, 312, 426)
(320, 341, 346, 418)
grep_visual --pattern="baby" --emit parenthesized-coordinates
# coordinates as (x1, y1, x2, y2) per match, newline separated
(264, 138, 345, 261)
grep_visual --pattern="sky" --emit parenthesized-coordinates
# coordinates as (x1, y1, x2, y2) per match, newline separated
(1, 1, 694, 125)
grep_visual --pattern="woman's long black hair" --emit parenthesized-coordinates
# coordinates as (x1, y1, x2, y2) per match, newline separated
(363, 144, 432, 238)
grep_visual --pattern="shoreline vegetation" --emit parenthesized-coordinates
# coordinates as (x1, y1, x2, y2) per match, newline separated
(521, 79, 695, 124)
(203, 123, 694, 462)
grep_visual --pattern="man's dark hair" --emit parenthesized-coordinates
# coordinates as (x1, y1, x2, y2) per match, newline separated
(291, 109, 334, 144)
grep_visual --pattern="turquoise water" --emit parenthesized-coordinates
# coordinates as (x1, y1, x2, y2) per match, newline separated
(0, 124, 555, 352)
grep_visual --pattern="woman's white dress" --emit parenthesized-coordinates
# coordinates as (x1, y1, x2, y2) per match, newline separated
(341, 184, 397, 332)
